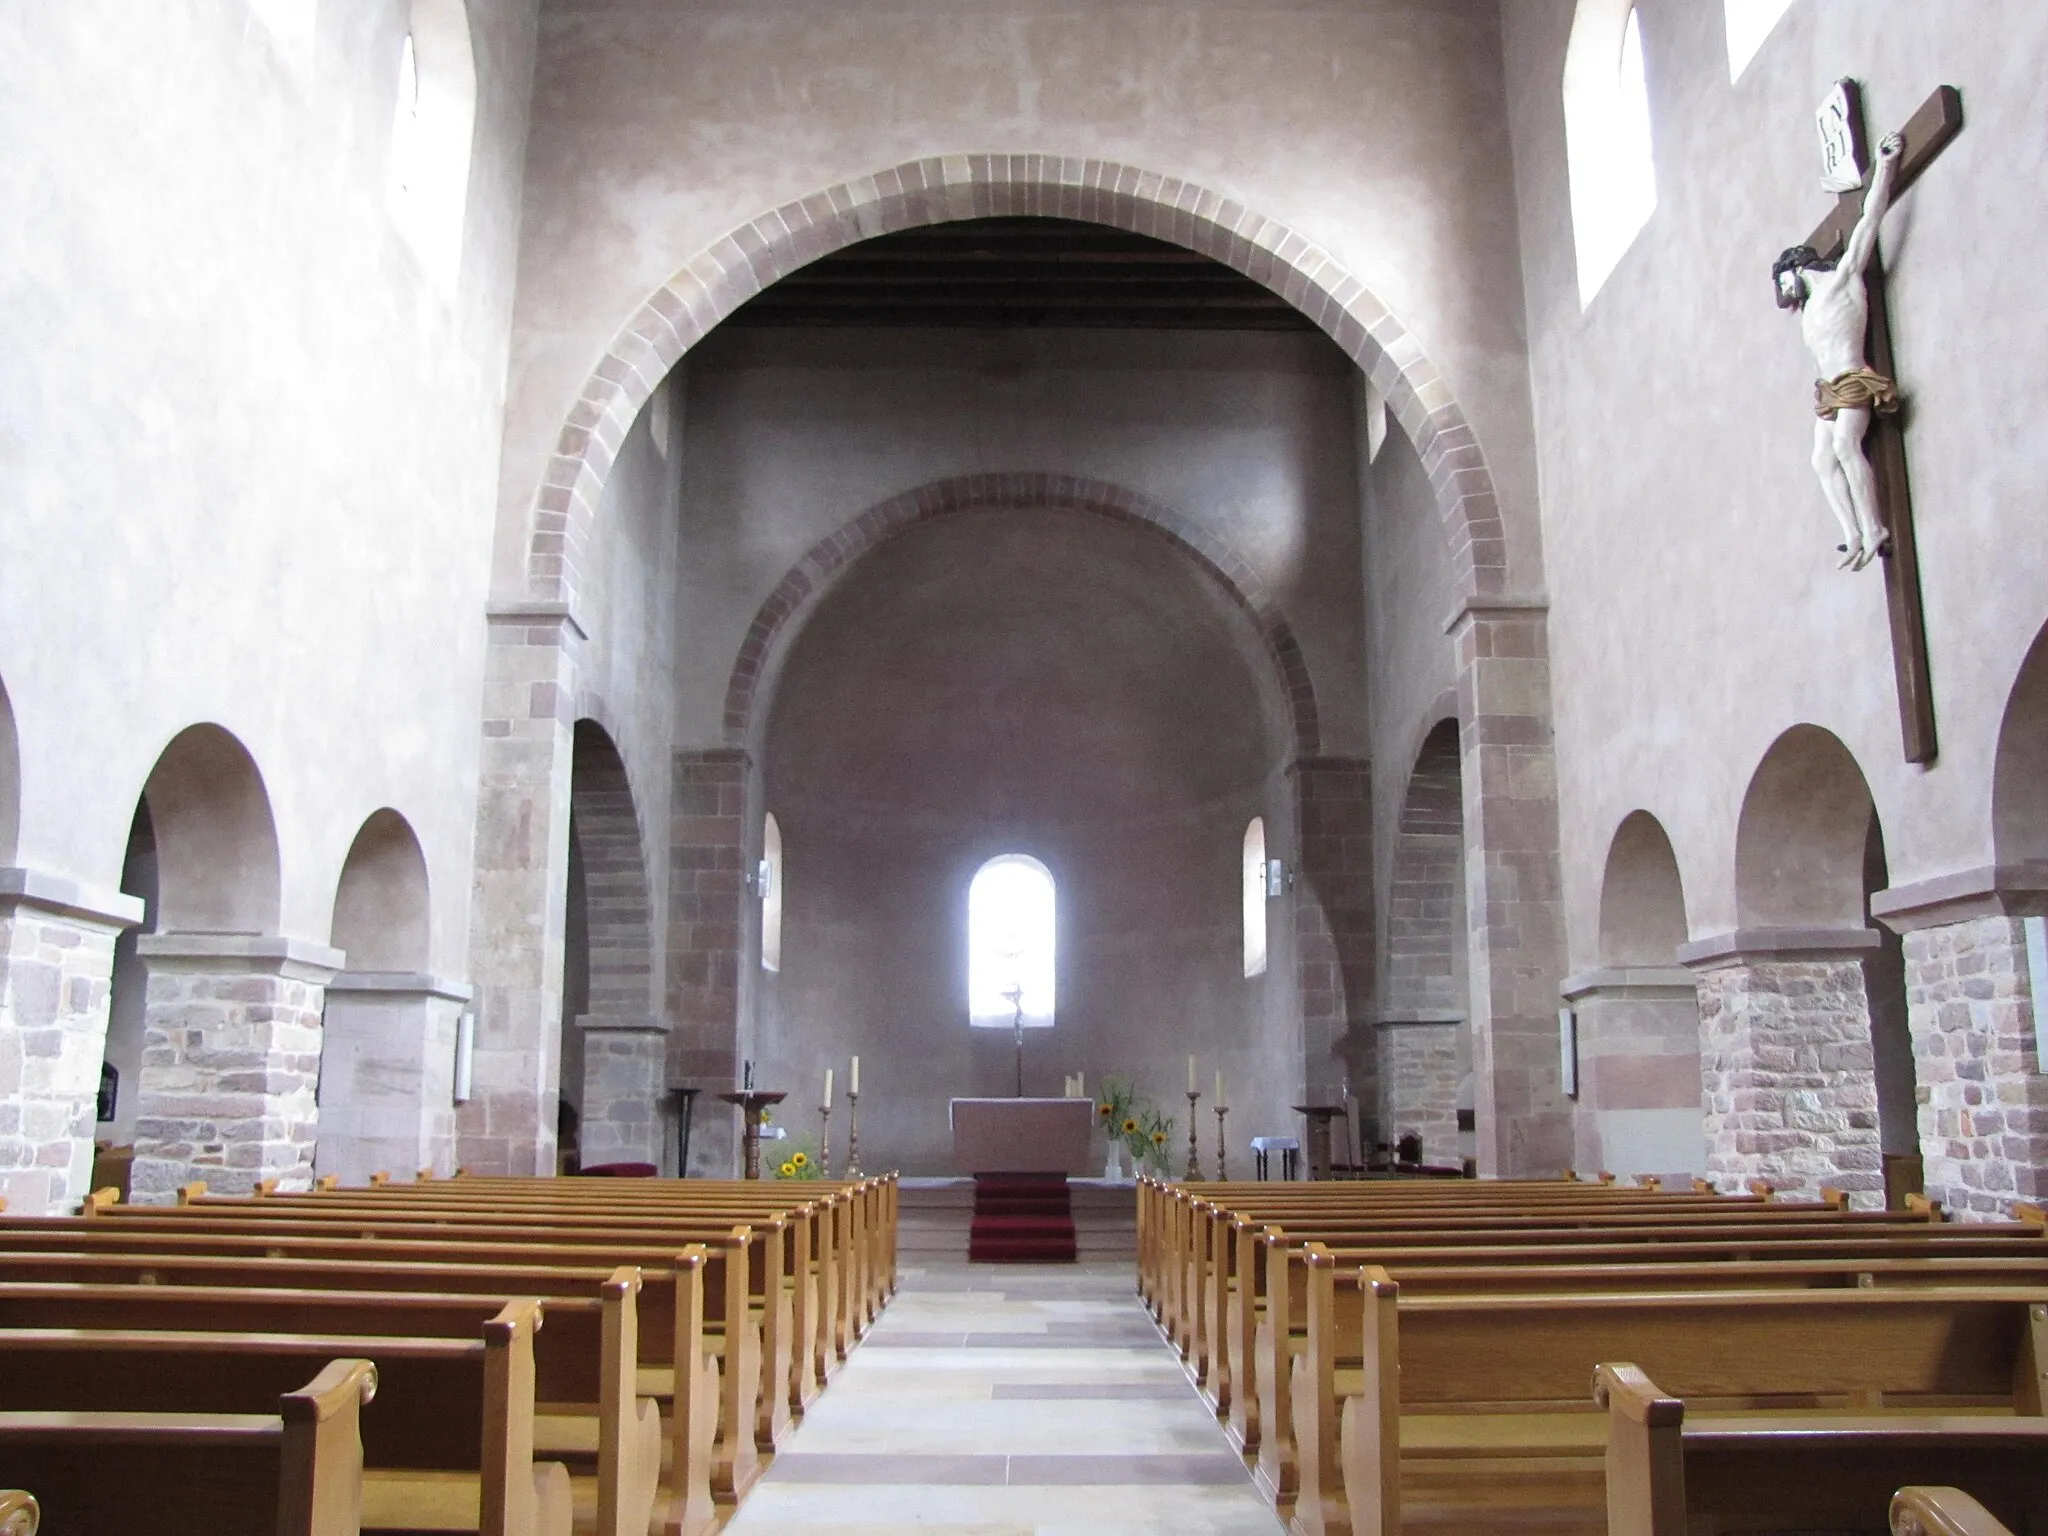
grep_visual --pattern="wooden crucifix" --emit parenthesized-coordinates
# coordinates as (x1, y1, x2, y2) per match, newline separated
(1776, 81, 1962, 765)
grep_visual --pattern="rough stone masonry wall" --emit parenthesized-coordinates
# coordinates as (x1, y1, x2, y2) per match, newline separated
(578, 1024, 667, 1169)
(1379, 1022, 1462, 1167)
(1295, 758, 1375, 1116)
(0, 904, 122, 1214)
(1904, 916, 2048, 1219)
(131, 942, 334, 1202)
(667, 749, 748, 1173)
(1695, 956, 1883, 1207)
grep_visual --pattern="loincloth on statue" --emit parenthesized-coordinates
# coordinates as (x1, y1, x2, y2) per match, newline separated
(1813, 366, 1900, 420)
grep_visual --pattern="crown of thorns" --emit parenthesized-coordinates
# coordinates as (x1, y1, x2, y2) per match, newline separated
(1772, 244, 1836, 282)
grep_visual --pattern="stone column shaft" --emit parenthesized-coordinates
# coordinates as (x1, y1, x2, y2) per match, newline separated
(1560, 966, 1704, 1181)
(0, 870, 141, 1213)
(132, 934, 341, 1201)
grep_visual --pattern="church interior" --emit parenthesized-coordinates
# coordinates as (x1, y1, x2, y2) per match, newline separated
(0, 1, 2046, 1532)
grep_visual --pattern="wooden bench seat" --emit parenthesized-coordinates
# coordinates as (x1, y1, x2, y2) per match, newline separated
(1597, 1362, 2048, 1536)
(0, 1356, 372, 1536)
(0, 1278, 662, 1536)
(0, 1231, 746, 1522)
(0, 1309, 570, 1536)
(1314, 1271, 2048, 1536)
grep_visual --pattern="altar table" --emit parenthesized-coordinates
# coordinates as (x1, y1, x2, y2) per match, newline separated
(949, 1097, 1097, 1175)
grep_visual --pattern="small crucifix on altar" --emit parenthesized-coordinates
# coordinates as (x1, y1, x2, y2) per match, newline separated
(1771, 78, 1962, 764)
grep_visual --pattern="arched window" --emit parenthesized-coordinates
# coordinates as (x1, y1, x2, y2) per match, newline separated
(1724, 0, 1796, 82)
(760, 813, 784, 974)
(385, 0, 476, 291)
(1242, 818, 1269, 979)
(967, 855, 1056, 1029)
(1564, 0, 1658, 306)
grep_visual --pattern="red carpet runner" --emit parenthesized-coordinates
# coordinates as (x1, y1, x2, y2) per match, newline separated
(967, 1172, 1076, 1262)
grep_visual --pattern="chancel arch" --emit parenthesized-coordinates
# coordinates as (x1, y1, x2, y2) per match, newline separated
(752, 497, 1296, 1175)
(316, 809, 463, 1186)
(1566, 810, 1704, 1181)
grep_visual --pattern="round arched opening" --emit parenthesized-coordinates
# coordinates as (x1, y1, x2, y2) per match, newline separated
(1597, 809, 1688, 966)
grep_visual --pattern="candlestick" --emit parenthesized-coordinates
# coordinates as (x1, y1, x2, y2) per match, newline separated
(845, 1087, 861, 1177)
(1214, 1103, 1229, 1181)
(1185, 1089, 1202, 1180)
(818, 1102, 833, 1177)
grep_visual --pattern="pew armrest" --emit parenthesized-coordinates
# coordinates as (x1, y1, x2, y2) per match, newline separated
(1891, 1487, 2016, 1536)
(279, 1358, 376, 1536)
(1594, 1363, 1686, 1536)
(0, 1490, 34, 1536)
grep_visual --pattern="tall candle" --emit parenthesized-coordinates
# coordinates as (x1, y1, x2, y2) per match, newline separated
(822, 1067, 833, 1110)
(1215, 1069, 1225, 1108)
(1187, 1055, 1197, 1093)
(850, 1055, 859, 1095)
(1076, 1071, 1084, 1098)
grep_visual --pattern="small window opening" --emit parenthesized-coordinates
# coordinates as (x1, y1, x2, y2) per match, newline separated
(968, 855, 1056, 1029)
(1243, 818, 1269, 978)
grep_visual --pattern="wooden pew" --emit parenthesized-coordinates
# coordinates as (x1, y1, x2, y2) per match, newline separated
(0, 1227, 746, 1521)
(1891, 1487, 2020, 1536)
(58, 1201, 796, 1465)
(0, 1306, 571, 1536)
(0, 1278, 661, 1536)
(1316, 1269, 2048, 1536)
(0, 1356, 370, 1536)
(1597, 1361, 2048, 1536)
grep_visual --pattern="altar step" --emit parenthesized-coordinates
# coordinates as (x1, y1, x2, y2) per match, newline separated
(898, 1176, 1136, 1262)
(970, 1174, 1075, 1262)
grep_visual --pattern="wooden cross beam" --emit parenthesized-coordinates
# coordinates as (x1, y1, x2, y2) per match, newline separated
(1799, 82, 1962, 765)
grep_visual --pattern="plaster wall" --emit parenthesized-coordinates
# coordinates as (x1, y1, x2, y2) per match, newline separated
(0, 4, 538, 969)
(677, 326, 1367, 754)
(759, 507, 1297, 1175)
(1502, 0, 2048, 957)
(500, 0, 1540, 603)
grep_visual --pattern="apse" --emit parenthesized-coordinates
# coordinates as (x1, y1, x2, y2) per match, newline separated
(757, 503, 1296, 1174)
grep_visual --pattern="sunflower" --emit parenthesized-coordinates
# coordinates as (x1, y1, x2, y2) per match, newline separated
(792, 1151, 809, 1169)
(1122, 1118, 1139, 1135)
(1151, 1130, 1167, 1146)
(778, 1161, 796, 1177)
(1098, 1102, 1113, 1118)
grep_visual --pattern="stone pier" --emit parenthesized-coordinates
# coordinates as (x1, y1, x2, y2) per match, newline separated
(314, 971, 470, 1186)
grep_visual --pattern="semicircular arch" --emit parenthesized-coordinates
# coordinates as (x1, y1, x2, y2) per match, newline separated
(720, 472, 1322, 760)
(524, 156, 1512, 613)
(1734, 725, 1877, 930)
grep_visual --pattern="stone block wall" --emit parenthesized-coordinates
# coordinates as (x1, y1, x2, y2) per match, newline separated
(1903, 915, 2048, 1219)
(131, 937, 338, 1201)
(577, 1020, 667, 1169)
(1295, 757, 1375, 1113)
(0, 883, 132, 1214)
(1377, 1020, 1463, 1166)
(314, 976, 466, 1186)
(1693, 952, 1883, 1207)
(1564, 968, 1705, 1181)
(668, 748, 748, 1174)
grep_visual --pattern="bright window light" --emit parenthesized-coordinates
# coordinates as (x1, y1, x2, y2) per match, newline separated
(968, 855, 1056, 1028)
(760, 813, 783, 974)
(1725, 0, 1796, 82)
(1564, 1, 1659, 307)
(1242, 818, 1269, 978)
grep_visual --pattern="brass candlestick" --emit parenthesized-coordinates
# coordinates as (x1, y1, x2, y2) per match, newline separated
(1214, 1104, 1229, 1182)
(845, 1089, 861, 1177)
(1185, 1090, 1202, 1180)
(818, 1104, 833, 1177)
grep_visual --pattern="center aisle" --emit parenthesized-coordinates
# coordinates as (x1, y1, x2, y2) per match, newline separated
(725, 1259, 1285, 1534)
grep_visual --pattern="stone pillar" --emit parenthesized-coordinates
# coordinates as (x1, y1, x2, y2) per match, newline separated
(131, 934, 342, 1201)
(1293, 757, 1376, 1114)
(577, 1015, 668, 1169)
(667, 748, 748, 1176)
(1679, 930, 1884, 1206)
(1451, 602, 1572, 1176)
(0, 870, 142, 1213)
(1872, 868, 2048, 1220)
(1374, 1015, 1464, 1166)
(1560, 967, 1704, 1181)
(314, 972, 469, 1186)
(462, 604, 580, 1175)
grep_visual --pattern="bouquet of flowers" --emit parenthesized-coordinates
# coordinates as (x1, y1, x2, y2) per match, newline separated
(1096, 1076, 1178, 1176)
(774, 1138, 823, 1180)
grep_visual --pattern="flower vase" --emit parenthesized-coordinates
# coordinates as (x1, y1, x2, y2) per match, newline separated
(1104, 1141, 1125, 1181)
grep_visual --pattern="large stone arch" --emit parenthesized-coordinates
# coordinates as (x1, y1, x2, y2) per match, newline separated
(720, 472, 1321, 761)
(523, 156, 1513, 613)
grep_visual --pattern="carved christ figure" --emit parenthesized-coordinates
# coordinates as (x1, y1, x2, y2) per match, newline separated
(1773, 131, 1904, 570)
